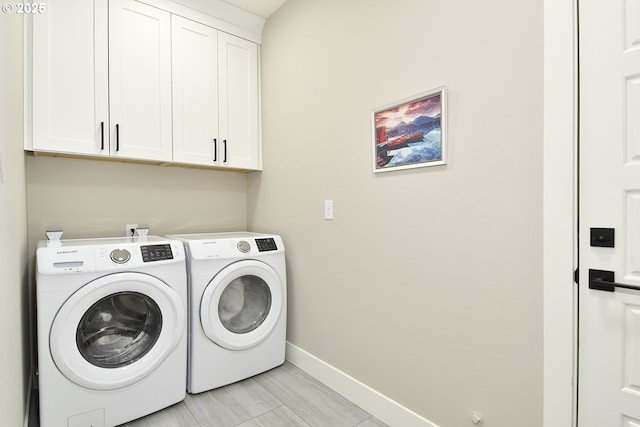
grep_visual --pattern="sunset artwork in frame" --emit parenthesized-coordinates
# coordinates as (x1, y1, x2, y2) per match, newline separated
(372, 87, 446, 173)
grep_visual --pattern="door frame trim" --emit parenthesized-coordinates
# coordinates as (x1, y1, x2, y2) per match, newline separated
(543, 0, 578, 426)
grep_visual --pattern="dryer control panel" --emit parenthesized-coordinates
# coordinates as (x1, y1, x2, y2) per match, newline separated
(183, 234, 284, 260)
(255, 238, 278, 252)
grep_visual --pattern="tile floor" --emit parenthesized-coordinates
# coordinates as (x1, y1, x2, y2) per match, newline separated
(33, 361, 389, 427)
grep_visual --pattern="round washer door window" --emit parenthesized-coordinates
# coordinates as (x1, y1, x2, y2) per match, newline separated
(50, 272, 185, 391)
(201, 260, 283, 351)
(76, 291, 163, 368)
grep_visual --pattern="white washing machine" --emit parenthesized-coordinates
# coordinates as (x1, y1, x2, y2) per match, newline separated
(35, 236, 187, 427)
(167, 232, 286, 394)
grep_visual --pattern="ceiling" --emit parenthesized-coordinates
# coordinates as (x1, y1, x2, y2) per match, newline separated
(220, 0, 288, 18)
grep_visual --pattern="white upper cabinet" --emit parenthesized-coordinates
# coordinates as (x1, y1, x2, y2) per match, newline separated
(109, 0, 173, 162)
(27, 0, 262, 171)
(218, 32, 261, 170)
(31, 0, 109, 156)
(172, 18, 261, 170)
(30, 0, 172, 162)
(172, 16, 219, 166)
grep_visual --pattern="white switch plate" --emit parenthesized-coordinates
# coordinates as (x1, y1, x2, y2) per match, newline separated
(324, 200, 334, 220)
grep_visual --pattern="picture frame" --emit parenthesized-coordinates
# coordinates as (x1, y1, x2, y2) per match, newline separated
(372, 87, 446, 173)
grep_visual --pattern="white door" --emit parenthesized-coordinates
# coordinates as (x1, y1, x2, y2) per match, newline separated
(218, 33, 261, 170)
(49, 272, 184, 390)
(109, 0, 172, 162)
(171, 16, 219, 166)
(578, 0, 640, 425)
(200, 260, 283, 351)
(31, 0, 109, 156)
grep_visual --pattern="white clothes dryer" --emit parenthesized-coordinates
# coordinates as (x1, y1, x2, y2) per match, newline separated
(35, 236, 187, 427)
(167, 232, 286, 394)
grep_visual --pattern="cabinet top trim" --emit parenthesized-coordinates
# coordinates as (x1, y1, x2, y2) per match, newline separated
(142, 0, 264, 44)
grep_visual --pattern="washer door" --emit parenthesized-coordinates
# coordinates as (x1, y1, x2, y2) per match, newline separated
(200, 260, 283, 351)
(50, 272, 185, 390)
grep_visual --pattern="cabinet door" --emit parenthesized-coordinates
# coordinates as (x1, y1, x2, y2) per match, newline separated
(109, 0, 172, 162)
(31, 0, 109, 156)
(172, 16, 219, 166)
(218, 32, 261, 170)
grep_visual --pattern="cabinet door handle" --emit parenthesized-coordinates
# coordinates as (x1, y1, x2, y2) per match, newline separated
(115, 124, 120, 151)
(213, 138, 217, 162)
(223, 139, 227, 163)
(100, 122, 104, 150)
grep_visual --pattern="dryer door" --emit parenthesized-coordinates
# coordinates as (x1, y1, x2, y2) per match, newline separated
(200, 260, 284, 350)
(49, 272, 185, 390)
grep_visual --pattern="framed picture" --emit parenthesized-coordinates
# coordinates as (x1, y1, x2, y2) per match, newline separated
(372, 87, 446, 173)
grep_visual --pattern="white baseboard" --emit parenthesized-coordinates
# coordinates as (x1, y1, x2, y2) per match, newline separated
(285, 342, 440, 427)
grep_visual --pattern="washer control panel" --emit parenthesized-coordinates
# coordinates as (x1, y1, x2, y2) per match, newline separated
(141, 244, 174, 262)
(37, 237, 185, 275)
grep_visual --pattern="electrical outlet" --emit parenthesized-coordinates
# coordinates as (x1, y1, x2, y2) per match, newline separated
(126, 223, 138, 237)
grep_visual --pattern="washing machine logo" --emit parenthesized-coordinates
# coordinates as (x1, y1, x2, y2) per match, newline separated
(56, 250, 78, 255)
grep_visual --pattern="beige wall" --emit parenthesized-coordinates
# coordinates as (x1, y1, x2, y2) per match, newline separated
(26, 156, 248, 247)
(0, 12, 28, 427)
(249, 1, 543, 426)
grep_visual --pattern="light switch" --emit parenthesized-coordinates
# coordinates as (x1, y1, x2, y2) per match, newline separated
(324, 200, 334, 220)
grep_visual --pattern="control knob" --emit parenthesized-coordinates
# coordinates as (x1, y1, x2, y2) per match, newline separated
(237, 240, 251, 253)
(110, 248, 131, 264)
